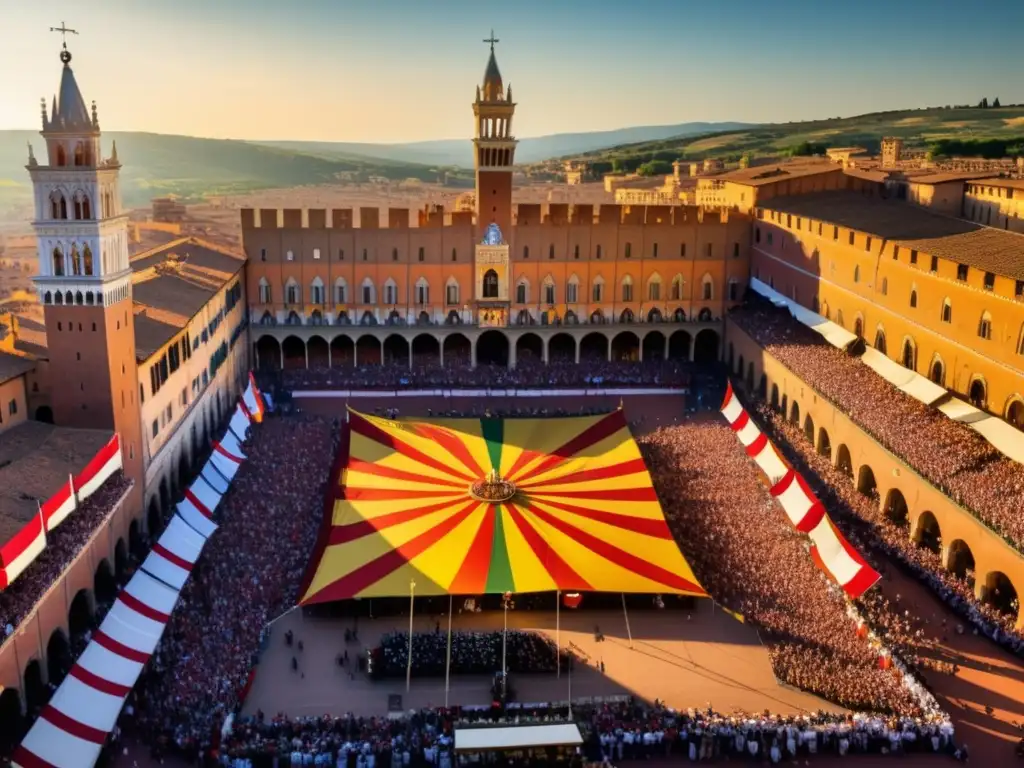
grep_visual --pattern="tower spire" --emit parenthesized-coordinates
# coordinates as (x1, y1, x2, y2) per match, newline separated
(50, 21, 78, 64)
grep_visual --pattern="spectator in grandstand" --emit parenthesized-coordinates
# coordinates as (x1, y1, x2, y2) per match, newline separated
(729, 300, 1024, 552)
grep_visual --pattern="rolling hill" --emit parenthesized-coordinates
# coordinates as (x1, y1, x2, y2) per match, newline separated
(0, 131, 440, 221)
(553, 106, 1024, 175)
(256, 121, 753, 167)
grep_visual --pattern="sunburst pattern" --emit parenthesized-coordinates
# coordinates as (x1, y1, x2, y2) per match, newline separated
(299, 408, 705, 604)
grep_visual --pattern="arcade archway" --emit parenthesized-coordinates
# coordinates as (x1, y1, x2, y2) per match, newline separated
(443, 333, 471, 366)
(516, 333, 543, 365)
(24, 660, 46, 715)
(356, 335, 382, 366)
(693, 329, 719, 364)
(642, 331, 666, 362)
(817, 427, 831, 458)
(412, 334, 440, 367)
(883, 488, 909, 527)
(255, 336, 281, 370)
(307, 335, 329, 368)
(979, 571, 1018, 619)
(913, 511, 941, 553)
(282, 335, 306, 369)
(476, 330, 509, 367)
(330, 336, 355, 367)
(548, 333, 575, 363)
(668, 330, 691, 361)
(95, 559, 117, 605)
(611, 331, 640, 361)
(579, 332, 608, 361)
(835, 444, 853, 478)
(46, 629, 72, 687)
(857, 465, 878, 500)
(0, 687, 23, 753)
(945, 539, 975, 581)
(383, 335, 410, 366)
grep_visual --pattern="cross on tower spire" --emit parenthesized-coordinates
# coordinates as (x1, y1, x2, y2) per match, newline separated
(50, 22, 78, 63)
(483, 30, 499, 51)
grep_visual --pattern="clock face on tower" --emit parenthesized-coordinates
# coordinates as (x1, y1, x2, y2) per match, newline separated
(481, 222, 504, 246)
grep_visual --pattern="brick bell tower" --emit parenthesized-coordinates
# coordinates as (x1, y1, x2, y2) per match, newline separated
(473, 31, 517, 237)
(27, 30, 144, 486)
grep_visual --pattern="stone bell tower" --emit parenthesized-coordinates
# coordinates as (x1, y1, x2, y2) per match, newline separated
(26, 28, 144, 484)
(473, 30, 517, 238)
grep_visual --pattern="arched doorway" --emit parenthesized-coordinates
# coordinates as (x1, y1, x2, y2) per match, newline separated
(69, 589, 93, 638)
(883, 488, 909, 527)
(857, 465, 877, 500)
(147, 496, 161, 536)
(443, 333, 471, 366)
(929, 358, 944, 386)
(0, 687, 23, 754)
(476, 330, 510, 367)
(790, 400, 800, 426)
(129, 518, 143, 556)
(969, 377, 987, 409)
(548, 333, 575, 363)
(23, 660, 46, 716)
(35, 405, 54, 423)
(668, 330, 691, 361)
(945, 539, 975, 581)
(95, 559, 117, 605)
(307, 335, 329, 368)
(282, 335, 306, 369)
(642, 331, 666, 362)
(693, 329, 719, 364)
(46, 629, 72, 688)
(979, 572, 1018, 618)
(383, 334, 410, 366)
(745, 362, 755, 391)
(901, 338, 916, 370)
(177, 452, 190, 496)
(1007, 398, 1024, 430)
(874, 329, 887, 355)
(758, 374, 767, 399)
(255, 336, 281, 370)
(114, 538, 128, 581)
(835, 444, 852, 478)
(770, 384, 780, 411)
(331, 335, 355, 367)
(913, 511, 941, 553)
(356, 335, 382, 366)
(611, 331, 640, 361)
(482, 269, 499, 299)
(817, 427, 831, 459)
(412, 334, 440, 367)
(515, 333, 543, 365)
(737, 355, 746, 379)
(580, 332, 608, 361)
(803, 414, 815, 443)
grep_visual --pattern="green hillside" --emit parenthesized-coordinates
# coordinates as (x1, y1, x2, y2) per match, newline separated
(557, 106, 1024, 175)
(0, 131, 440, 221)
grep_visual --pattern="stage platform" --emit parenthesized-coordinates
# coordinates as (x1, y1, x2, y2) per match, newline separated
(242, 606, 841, 719)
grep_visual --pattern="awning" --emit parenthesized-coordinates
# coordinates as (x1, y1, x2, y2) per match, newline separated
(455, 723, 583, 753)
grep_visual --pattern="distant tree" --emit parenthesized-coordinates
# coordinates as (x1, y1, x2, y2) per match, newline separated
(611, 158, 624, 174)
(993, 97, 1001, 108)
(588, 160, 613, 176)
(979, 97, 989, 109)
(788, 141, 827, 157)
(637, 160, 673, 176)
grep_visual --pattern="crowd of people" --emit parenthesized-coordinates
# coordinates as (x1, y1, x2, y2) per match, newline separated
(1, 473, 133, 637)
(218, 698, 958, 768)
(729, 300, 1024, 552)
(638, 417, 944, 718)
(373, 630, 566, 678)
(750, 397, 1024, 657)
(127, 415, 340, 761)
(271, 357, 692, 392)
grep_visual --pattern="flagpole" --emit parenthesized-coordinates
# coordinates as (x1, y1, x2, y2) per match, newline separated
(406, 579, 416, 693)
(445, 593, 453, 708)
(556, 590, 561, 679)
(502, 594, 508, 682)
(621, 593, 633, 649)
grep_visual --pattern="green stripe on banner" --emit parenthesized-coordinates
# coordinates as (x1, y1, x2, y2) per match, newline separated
(485, 505, 515, 593)
(481, 418, 504, 474)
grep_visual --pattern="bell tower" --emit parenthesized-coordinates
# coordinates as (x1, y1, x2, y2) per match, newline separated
(473, 31, 517, 238)
(27, 27, 144, 484)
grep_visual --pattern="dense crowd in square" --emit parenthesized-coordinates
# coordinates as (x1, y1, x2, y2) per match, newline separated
(374, 630, 566, 678)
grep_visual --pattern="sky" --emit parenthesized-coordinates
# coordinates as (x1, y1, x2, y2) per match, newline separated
(1, 0, 1023, 144)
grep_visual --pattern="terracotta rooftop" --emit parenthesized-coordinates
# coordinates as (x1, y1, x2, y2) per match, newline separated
(900, 171, 994, 184)
(130, 237, 244, 360)
(971, 177, 1024, 191)
(0, 349, 35, 385)
(0, 421, 111, 544)
(761, 192, 1024, 281)
(714, 162, 838, 187)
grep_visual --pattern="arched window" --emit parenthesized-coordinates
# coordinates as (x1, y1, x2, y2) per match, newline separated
(701, 273, 713, 301)
(978, 311, 992, 340)
(445, 278, 459, 306)
(854, 315, 864, 338)
(853, 265, 860, 283)
(969, 377, 987, 409)
(523, 246, 530, 259)
(543, 276, 556, 305)
(44, 291, 52, 304)
(874, 327, 887, 354)
(82, 245, 93, 275)
(334, 278, 347, 304)
(941, 298, 952, 323)
(880, 277, 888, 296)
(54, 291, 64, 305)
(621, 275, 634, 302)
(55, 145, 67, 166)
(258, 277, 272, 304)
(671, 275, 684, 301)
(285, 278, 299, 305)
(361, 277, 375, 305)
(909, 289, 917, 308)
(902, 338, 917, 370)
(929, 357, 944, 385)
(592, 276, 604, 303)
(566, 274, 579, 304)
(73, 191, 88, 220)
(310, 277, 324, 305)
(51, 192, 68, 220)
(516, 279, 528, 304)
(52, 246, 65, 276)
(415, 277, 429, 305)
(74, 142, 85, 166)
(483, 269, 499, 299)
(70, 244, 82, 275)
(383, 279, 397, 305)
(647, 274, 662, 302)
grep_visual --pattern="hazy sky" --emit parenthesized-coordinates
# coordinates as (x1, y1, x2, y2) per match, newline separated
(2, 0, 1022, 144)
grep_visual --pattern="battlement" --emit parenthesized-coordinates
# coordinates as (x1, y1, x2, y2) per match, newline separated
(240, 203, 744, 230)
